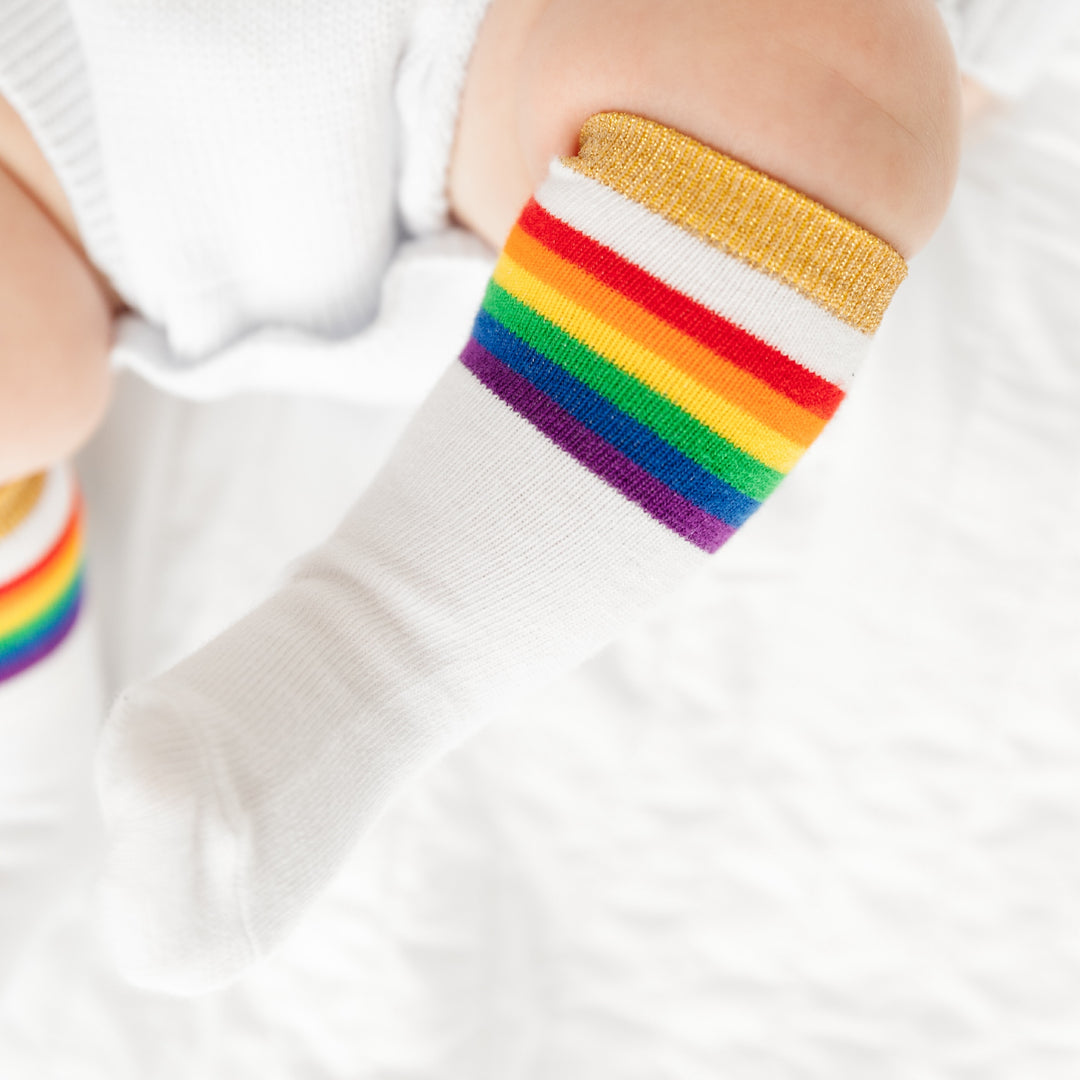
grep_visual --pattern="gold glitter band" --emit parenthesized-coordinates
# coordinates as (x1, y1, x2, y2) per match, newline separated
(0, 473, 45, 539)
(563, 113, 907, 334)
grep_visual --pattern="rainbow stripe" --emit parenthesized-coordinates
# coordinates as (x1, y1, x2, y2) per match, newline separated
(0, 493, 83, 683)
(459, 113, 904, 552)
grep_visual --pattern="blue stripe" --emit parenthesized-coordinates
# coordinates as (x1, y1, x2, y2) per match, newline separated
(471, 309, 760, 527)
(0, 578, 82, 682)
(0, 572, 82, 661)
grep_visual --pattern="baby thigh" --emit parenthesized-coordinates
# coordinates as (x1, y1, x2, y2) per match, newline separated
(0, 145, 114, 484)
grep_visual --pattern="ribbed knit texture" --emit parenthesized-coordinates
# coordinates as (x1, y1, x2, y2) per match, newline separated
(97, 114, 905, 995)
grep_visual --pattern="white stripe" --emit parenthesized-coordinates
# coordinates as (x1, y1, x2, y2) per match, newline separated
(537, 162, 869, 390)
(351, 362, 710, 679)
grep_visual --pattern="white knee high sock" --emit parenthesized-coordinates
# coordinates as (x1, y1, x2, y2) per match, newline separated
(97, 113, 906, 994)
(0, 466, 103, 989)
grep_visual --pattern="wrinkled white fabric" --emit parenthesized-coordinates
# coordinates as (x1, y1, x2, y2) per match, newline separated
(937, 0, 1080, 98)
(0, 0, 494, 403)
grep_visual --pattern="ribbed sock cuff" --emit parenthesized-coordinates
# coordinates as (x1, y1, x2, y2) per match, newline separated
(564, 113, 906, 334)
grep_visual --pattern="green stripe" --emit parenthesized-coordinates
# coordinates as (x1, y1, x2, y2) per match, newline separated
(0, 570, 82, 659)
(483, 283, 784, 501)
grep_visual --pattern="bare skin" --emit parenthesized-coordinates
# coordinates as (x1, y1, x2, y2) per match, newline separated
(451, 0, 962, 255)
(961, 74, 998, 123)
(0, 96, 117, 484)
(0, 0, 963, 485)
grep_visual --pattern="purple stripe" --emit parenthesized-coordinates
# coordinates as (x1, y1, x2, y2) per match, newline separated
(0, 590, 82, 684)
(460, 338, 734, 552)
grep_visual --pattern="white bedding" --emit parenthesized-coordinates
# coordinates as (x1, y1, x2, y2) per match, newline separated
(3, 38, 1080, 1080)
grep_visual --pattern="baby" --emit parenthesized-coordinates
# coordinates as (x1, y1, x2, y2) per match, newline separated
(0, 0, 961, 993)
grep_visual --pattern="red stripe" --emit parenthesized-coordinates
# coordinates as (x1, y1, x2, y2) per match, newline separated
(0, 492, 82, 601)
(518, 199, 843, 420)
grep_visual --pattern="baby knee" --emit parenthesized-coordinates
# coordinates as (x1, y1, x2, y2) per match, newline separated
(517, 0, 961, 257)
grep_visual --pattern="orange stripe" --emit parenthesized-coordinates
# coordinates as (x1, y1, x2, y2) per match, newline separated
(0, 513, 82, 636)
(503, 225, 827, 448)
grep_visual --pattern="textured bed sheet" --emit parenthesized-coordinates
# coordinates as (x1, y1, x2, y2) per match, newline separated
(2, 39, 1080, 1080)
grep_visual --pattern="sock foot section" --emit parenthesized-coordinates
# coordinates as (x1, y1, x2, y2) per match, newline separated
(95, 112, 905, 993)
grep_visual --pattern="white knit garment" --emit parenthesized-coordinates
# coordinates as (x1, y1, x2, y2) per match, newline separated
(95, 152, 885, 993)
(0, 0, 495, 404)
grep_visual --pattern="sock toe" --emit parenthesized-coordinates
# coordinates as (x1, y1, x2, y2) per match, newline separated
(96, 680, 259, 994)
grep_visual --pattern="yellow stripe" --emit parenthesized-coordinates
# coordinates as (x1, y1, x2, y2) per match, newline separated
(505, 224, 827, 446)
(0, 474, 46, 539)
(493, 254, 804, 473)
(563, 112, 906, 334)
(0, 520, 82, 636)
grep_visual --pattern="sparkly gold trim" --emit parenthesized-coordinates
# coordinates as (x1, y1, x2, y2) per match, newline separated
(563, 113, 907, 334)
(0, 473, 46, 539)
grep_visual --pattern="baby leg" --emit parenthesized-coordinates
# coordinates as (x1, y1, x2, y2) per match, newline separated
(98, 0, 962, 994)
(0, 468, 103, 990)
(0, 102, 115, 989)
